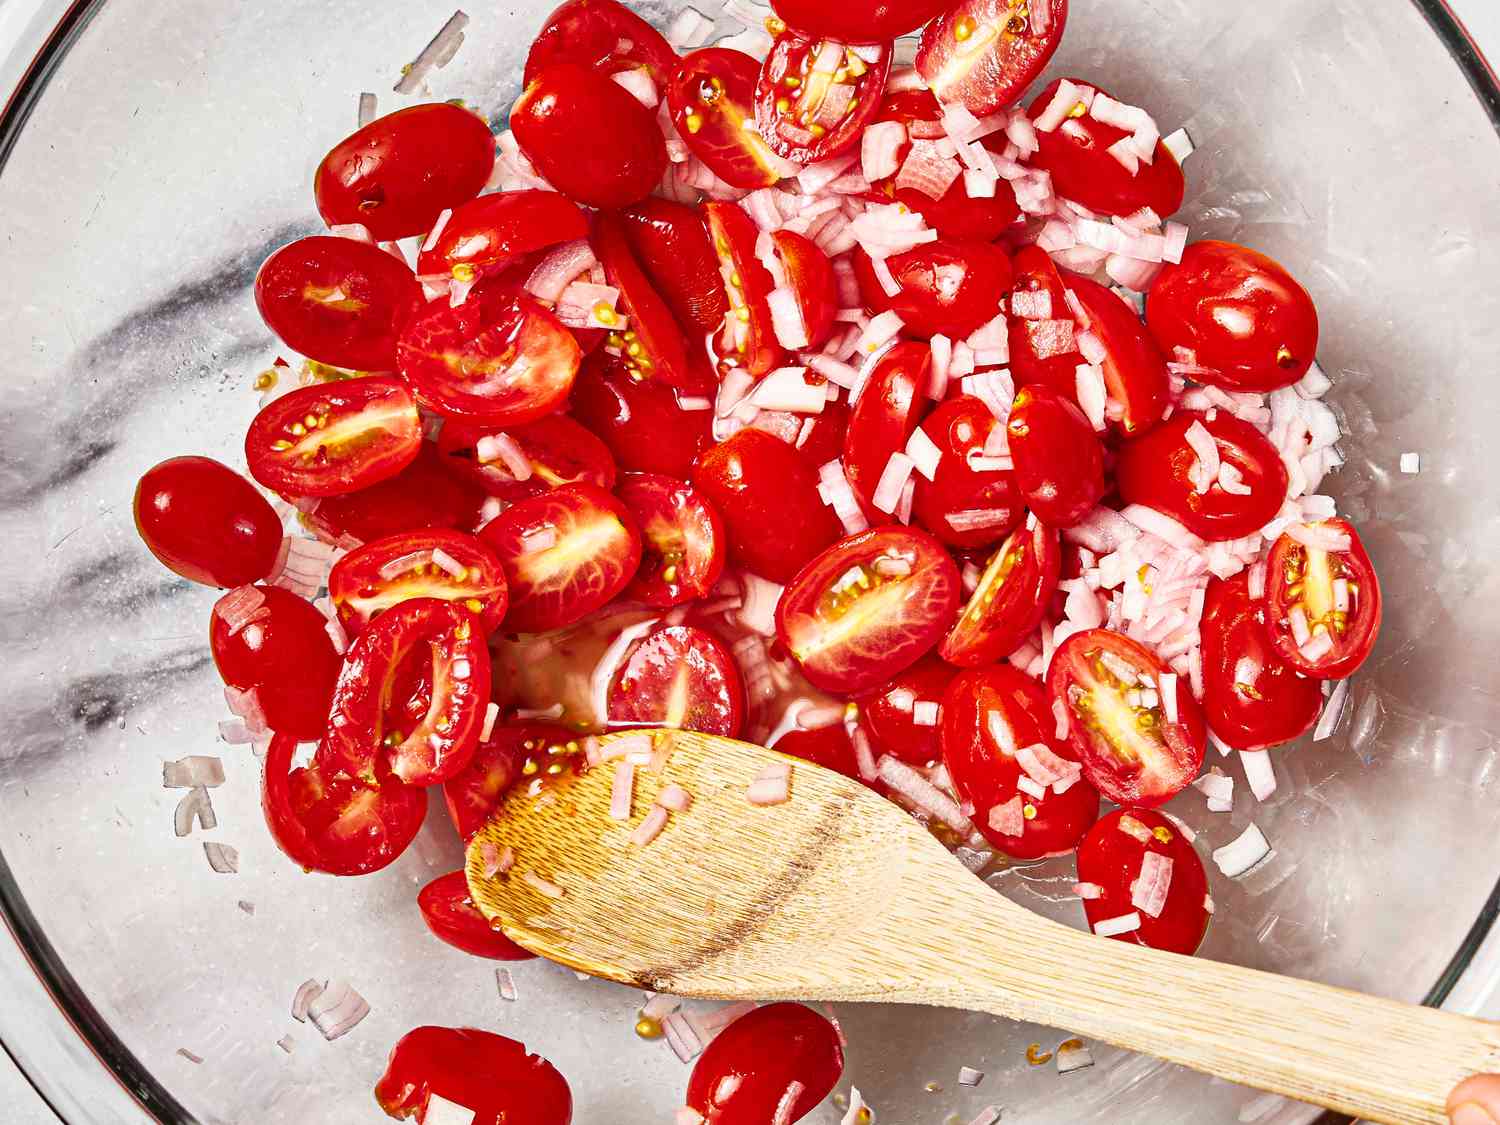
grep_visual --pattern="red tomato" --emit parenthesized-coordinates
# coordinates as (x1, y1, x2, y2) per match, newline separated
(1007, 245, 1085, 399)
(755, 33, 892, 164)
(417, 871, 535, 961)
(307, 444, 486, 546)
(1114, 410, 1288, 542)
(704, 201, 785, 378)
(910, 395, 1023, 549)
(618, 474, 727, 607)
(770, 230, 838, 349)
(686, 1003, 843, 1125)
(1065, 273, 1170, 436)
(917, 0, 1068, 116)
(857, 655, 957, 766)
(853, 241, 1012, 339)
(570, 353, 713, 478)
(607, 624, 746, 737)
(1005, 386, 1105, 528)
(261, 735, 426, 876)
(209, 585, 339, 740)
(444, 723, 576, 842)
(244, 377, 422, 498)
(1263, 519, 1382, 680)
(314, 104, 495, 241)
(795, 398, 851, 467)
(328, 529, 509, 637)
(133, 456, 283, 587)
(619, 198, 731, 338)
(669, 49, 784, 190)
(255, 237, 423, 372)
(592, 214, 701, 391)
(1147, 241, 1320, 392)
(436, 414, 616, 502)
(778, 527, 960, 694)
(1025, 78, 1184, 219)
(375, 1026, 572, 1125)
(524, 0, 679, 86)
(1047, 629, 1206, 806)
(769, 0, 949, 41)
(692, 429, 841, 584)
(415, 191, 589, 283)
(512, 63, 666, 209)
(940, 665, 1100, 859)
(478, 483, 642, 632)
(940, 517, 1059, 666)
(1077, 808, 1211, 955)
(842, 341, 931, 521)
(772, 723, 866, 785)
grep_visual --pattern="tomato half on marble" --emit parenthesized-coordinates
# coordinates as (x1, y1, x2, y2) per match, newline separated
(570, 353, 713, 479)
(606, 624, 746, 737)
(704, 200, 786, 378)
(917, 0, 1069, 116)
(842, 341, 932, 520)
(210, 585, 341, 741)
(415, 191, 589, 284)
(436, 415, 616, 502)
(669, 48, 786, 190)
(756, 32, 892, 164)
(940, 517, 1060, 666)
(592, 213, 700, 390)
(523, 0, 679, 86)
(1006, 245, 1085, 399)
(1066, 273, 1170, 436)
(444, 723, 577, 842)
(853, 240, 1012, 339)
(769, 0, 948, 42)
(1263, 519, 1382, 679)
(686, 1003, 843, 1125)
(417, 871, 536, 961)
(618, 198, 731, 339)
(910, 395, 1023, 549)
(1077, 807, 1211, 955)
(306, 444, 486, 546)
(857, 655, 958, 767)
(134, 456, 284, 587)
(617, 473, 727, 607)
(328, 529, 509, 637)
(375, 1026, 572, 1125)
(1005, 386, 1106, 528)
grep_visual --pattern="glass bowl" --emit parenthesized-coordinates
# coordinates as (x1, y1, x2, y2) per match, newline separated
(2, 1, 1499, 1122)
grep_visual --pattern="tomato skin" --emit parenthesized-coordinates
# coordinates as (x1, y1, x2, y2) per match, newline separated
(686, 1003, 843, 1125)
(773, 724, 866, 784)
(417, 871, 536, 961)
(1005, 386, 1106, 528)
(853, 241, 1012, 339)
(255, 237, 424, 372)
(1147, 241, 1320, 392)
(1114, 411, 1289, 543)
(315, 104, 495, 241)
(704, 201, 786, 378)
(669, 48, 784, 190)
(512, 63, 667, 209)
(444, 723, 575, 842)
(691, 429, 841, 584)
(910, 395, 1023, 549)
(375, 1026, 573, 1125)
(607, 624, 746, 737)
(524, 0, 679, 86)
(1007, 245, 1085, 400)
(1065, 273, 1170, 436)
(1077, 808, 1211, 955)
(618, 474, 727, 607)
(842, 341, 932, 522)
(755, 32, 892, 165)
(570, 353, 713, 479)
(134, 457, 283, 588)
(591, 214, 701, 391)
(210, 586, 340, 741)
(1264, 519, 1382, 680)
(940, 518, 1060, 666)
(917, 0, 1068, 116)
(858, 655, 958, 767)
(328, 529, 509, 637)
(307, 444, 487, 546)
(769, 0, 949, 42)
(436, 414, 616, 502)
(618, 198, 731, 339)
(795, 398, 851, 468)
(771, 230, 838, 349)
(415, 191, 589, 283)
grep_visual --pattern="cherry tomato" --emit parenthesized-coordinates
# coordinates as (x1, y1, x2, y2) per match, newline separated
(857, 655, 957, 767)
(941, 665, 1100, 859)
(704, 201, 785, 378)
(617, 473, 727, 607)
(444, 723, 576, 842)
(255, 237, 423, 372)
(210, 585, 339, 740)
(244, 377, 421, 498)
(1025, 78, 1184, 219)
(692, 429, 841, 584)
(417, 871, 536, 961)
(1114, 410, 1288, 543)
(315, 104, 495, 241)
(570, 353, 713, 479)
(770, 230, 838, 350)
(478, 482, 642, 633)
(133, 456, 283, 587)
(940, 517, 1060, 666)
(1065, 273, 1170, 436)
(686, 1002, 843, 1125)
(619, 198, 731, 338)
(307, 444, 487, 546)
(669, 49, 784, 190)
(592, 214, 702, 391)
(512, 63, 667, 209)
(375, 1026, 572, 1125)
(261, 735, 426, 876)
(415, 191, 589, 284)
(396, 283, 581, 425)
(1263, 519, 1382, 680)
(1007, 245, 1085, 400)
(910, 395, 1023, 549)
(853, 240, 1012, 339)
(607, 624, 745, 737)
(842, 341, 931, 521)
(772, 723, 866, 785)
(756, 33, 892, 164)
(769, 0, 949, 41)
(436, 414, 616, 502)
(779, 527, 960, 694)
(1047, 628, 1206, 806)
(328, 529, 509, 637)
(917, 0, 1068, 116)
(1147, 241, 1320, 392)
(1005, 387, 1105, 528)
(524, 0, 679, 86)
(1077, 808, 1210, 955)
(795, 398, 851, 467)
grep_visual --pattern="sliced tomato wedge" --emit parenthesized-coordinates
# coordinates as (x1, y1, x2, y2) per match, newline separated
(328, 529, 509, 637)
(1047, 628, 1206, 806)
(443, 722, 577, 842)
(686, 1004, 843, 1125)
(374, 1026, 573, 1125)
(607, 624, 746, 737)
(704, 200, 786, 378)
(478, 482, 642, 633)
(591, 213, 702, 391)
(853, 240, 1012, 339)
(618, 473, 727, 607)
(842, 341, 932, 522)
(1077, 808, 1211, 955)
(1264, 519, 1382, 679)
(940, 517, 1060, 666)
(910, 395, 1023, 549)
(307, 443, 487, 546)
(619, 198, 732, 338)
(1007, 244, 1086, 400)
(669, 48, 785, 190)
(210, 585, 341, 741)
(523, 0, 679, 86)
(417, 870, 536, 961)
(436, 414, 616, 502)
(1005, 385, 1106, 528)
(917, 0, 1068, 116)
(570, 352, 713, 478)
(770, 230, 838, 350)
(857, 655, 957, 767)
(756, 33, 892, 164)
(415, 191, 589, 284)
(778, 527, 960, 694)
(1065, 273, 1170, 436)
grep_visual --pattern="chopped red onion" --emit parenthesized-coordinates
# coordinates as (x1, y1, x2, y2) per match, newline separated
(752, 367, 825, 413)
(1131, 851, 1174, 918)
(663, 1011, 703, 1062)
(1213, 823, 1273, 877)
(610, 760, 636, 821)
(896, 140, 962, 200)
(523, 871, 565, 898)
(357, 91, 377, 127)
(177, 1049, 203, 1065)
(163, 756, 225, 789)
(394, 11, 469, 94)
(1016, 776, 1047, 800)
(1314, 680, 1350, 742)
(174, 787, 217, 837)
(611, 68, 658, 108)
(215, 585, 267, 636)
(1106, 137, 1141, 174)
(1017, 743, 1082, 786)
(202, 842, 239, 874)
(525, 239, 598, 303)
(425, 1095, 478, 1125)
(675, 1109, 707, 1125)
(747, 761, 793, 807)
(1035, 80, 1087, 131)
(308, 979, 370, 1041)
(877, 756, 971, 832)
(1072, 881, 1103, 900)
(1285, 521, 1351, 553)
(911, 700, 940, 727)
(1162, 127, 1195, 162)
(277, 1035, 295, 1055)
(987, 795, 1024, 837)
(292, 979, 324, 1023)
(1093, 912, 1142, 937)
(491, 966, 519, 1004)
(1240, 749, 1277, 802)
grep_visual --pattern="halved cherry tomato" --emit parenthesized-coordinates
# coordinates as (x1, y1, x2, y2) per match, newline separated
(1007, 245, 1085, 399)
(478, 482, 642, 633)
(917, 0, 1068, 116)
(940, 517, 1059, 666)
(941, 664, 1100, 859)
(1077, 807, 1211, 955)
(591, 214, 701, 391)
(853, 240, 1012, 339)
(512, 63, 667, 209)
(314, 104, 495, 241)
(607, 624, 746, 737)
(1264, 519, 1382, 680)
(1006, 386, 1105, 528)
(692, 429, 841, 584)
(842, 341, 932, 521)
(1047, 628, 1206, 806)
(911, 395, 1023, 549)
(397, 284, 581, 424)
(570, 352, 713, 478)
(1065, 273, 1170, 436)
(669, 49, 784, 190)
(1147, 241, 1320, 392)
(1025, 78, 1184, 219)
(756, 33, 892, 164)
(436, 414, 616, 502)
(618, 473, 726, 607)
(210, 586, 340, 741)
(769, 0, 949, 42)
(134, 457, 283, 587)
(261, 735, 426, 876)
(772, 723, 866, 785)
(307, 444, 487, 545)
(857, 655, 957, 767)
(778, 527, 960, 694)
(704, 201, 785, 378)
(1201, 572, 1322, 752)
(375, 1026, 572, 1125)
(415, 191, 589, 284)
(444, 723, 576, 842)
(255, 237, 423, 372)
(523, 0, 679, 86)
(328, 529, 509, 636)
(417, 871, 536, 961)
(619, 198, 732, 339)
(770, 230, 838, 349)
(1114, 410, 1288, 542)
(795, 398, 851, 467)
(245, 377, 421, 498)
(686, 1003, 843, 1125)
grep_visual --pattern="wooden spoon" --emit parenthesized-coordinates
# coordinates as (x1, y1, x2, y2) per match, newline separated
(466, 730, 1500, 1124)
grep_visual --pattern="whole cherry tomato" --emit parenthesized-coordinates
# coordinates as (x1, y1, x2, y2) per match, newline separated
(210, 585, 340, 741)
(770, 230, 838, 350)
(435, 414, 616, 503)
(134, 456, 283, 587)
(1263, 519, 1382, 679)
(618, 198, 731, 339)
(1077, 807, 1211, 955)
(686, 1003, 843, 1125)
(857, 655, 958, 766)
(910, 395, 1023, 549)
(769, 0, 950, 42)
(1005, 386, 1106, 528)
(592, 214, 702, 391)
(755, 33, 892, 164)
(569, 353, 713, 479)
(853, 240, 1012, 338)
(375, 1026, 572, 1125)
(669, 48, 786, 189)
(842, 341, 931, 521)
(415, 191, 589, 284)
(524, 0, 679, 86)
(607, 624, 746, 737)
(1065, 273, 1170, 436)
(1007, 245, 1085, 400)
(417, 871, 536, 961)
(704, 201, 786, 378)
(772, 723, 866, 785)
(327, 529, 509, 637)
(307, 444, 487, 546)
(917, 0, 1069, 116)
(940, 517, 1059, 666)
(444, 723, 577, 842)
(618, 473, 727, 607)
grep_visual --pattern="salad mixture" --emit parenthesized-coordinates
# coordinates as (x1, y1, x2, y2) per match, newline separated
(132, 0, 1383, 1119)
